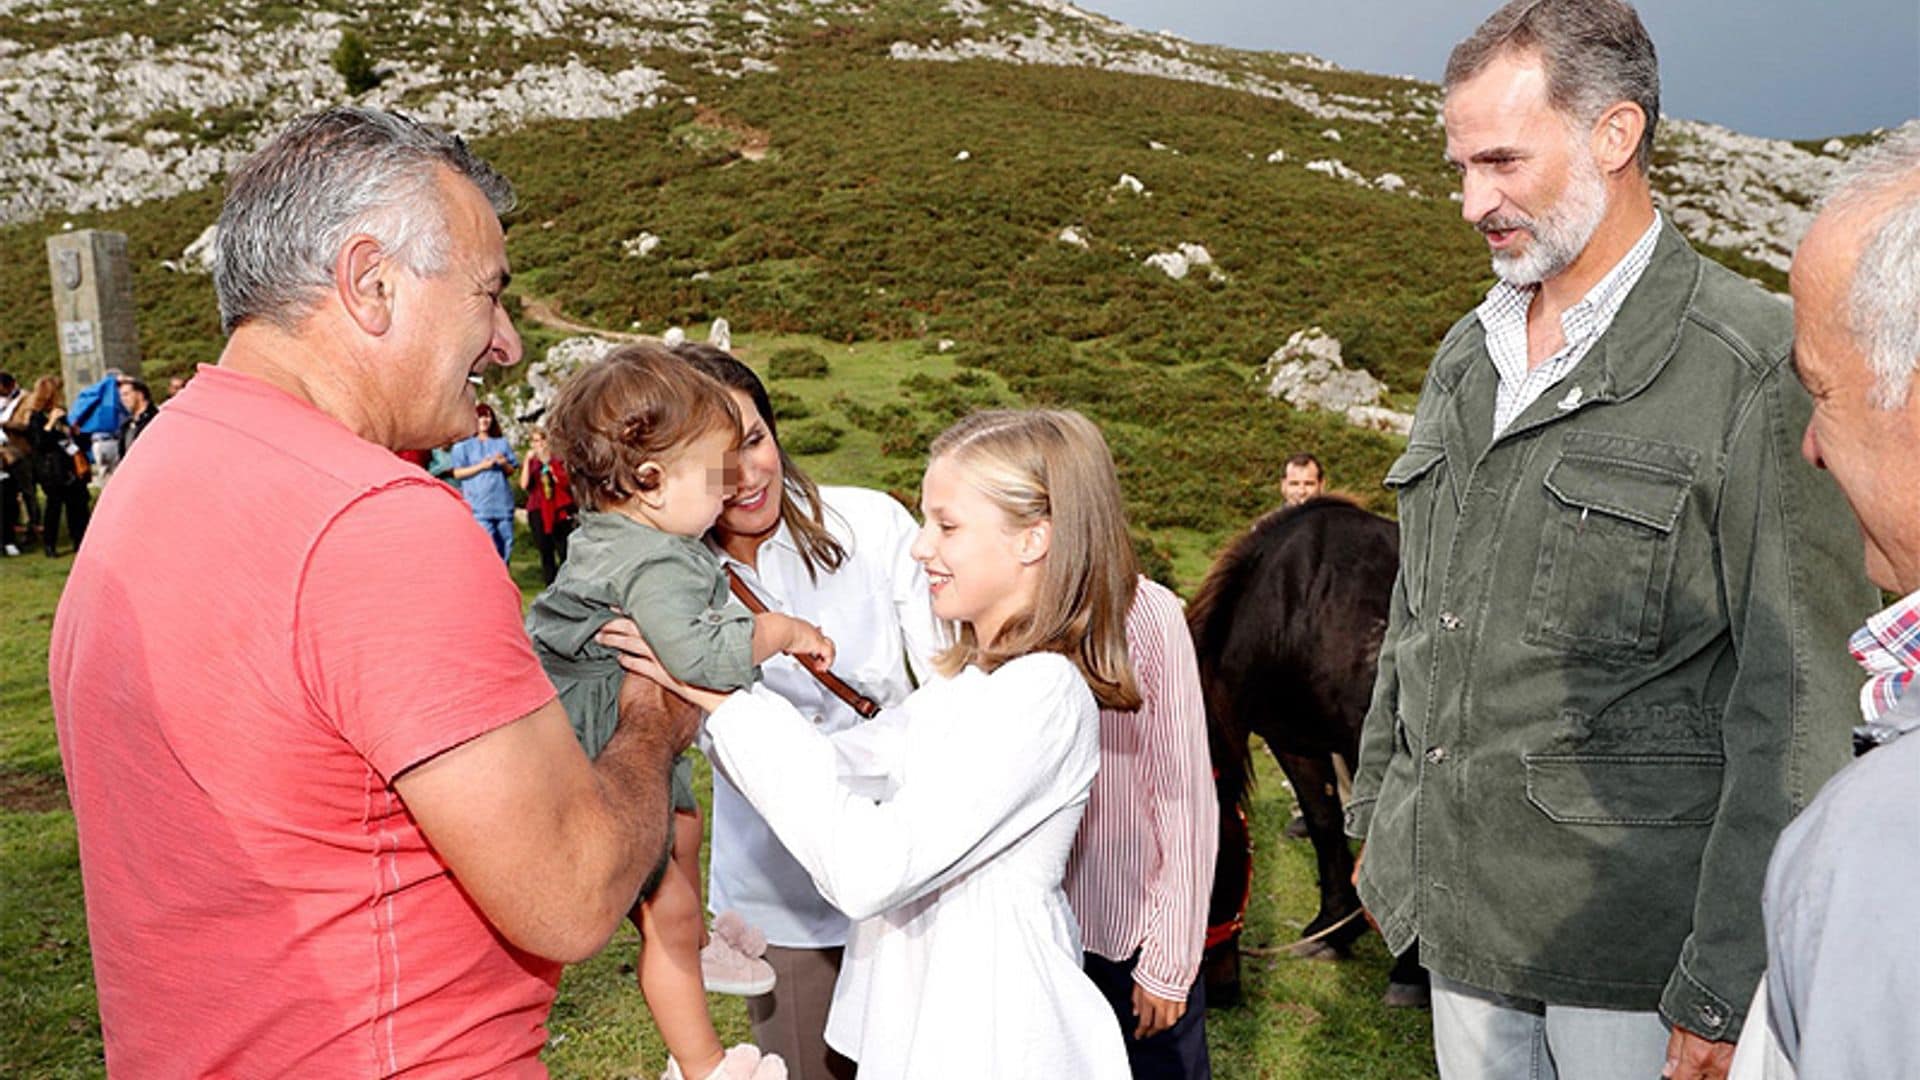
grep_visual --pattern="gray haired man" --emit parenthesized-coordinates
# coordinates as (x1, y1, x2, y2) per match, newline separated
(1745, 127, 1920, 1076)
(51, 108, 706, 1075)
(1345, 2, 1876, 1078)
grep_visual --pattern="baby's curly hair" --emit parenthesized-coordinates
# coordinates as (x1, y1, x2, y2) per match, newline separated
(545, 343, 742, 511)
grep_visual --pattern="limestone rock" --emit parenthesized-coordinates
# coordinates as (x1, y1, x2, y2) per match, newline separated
(1266, 148, 1287, 163)
(161, 223, 218, 273)
(1306, 158, 1364, 185)
(708, 317, 731, 352)
(1114, 173, 1147, 196)
(1260, 327, 1413, 434)
(1057, 225, 1090, 249)
(1144, 251, 1189, 279)
(663, 326, 687, 347)
(493, 334, 621, 440)
(623, 232, 661, 258)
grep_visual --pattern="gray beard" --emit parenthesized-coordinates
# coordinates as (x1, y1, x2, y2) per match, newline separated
(1490, 158, 1610, 287)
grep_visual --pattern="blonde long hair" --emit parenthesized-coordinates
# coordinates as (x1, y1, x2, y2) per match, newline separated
(928, 409, 1141, 710)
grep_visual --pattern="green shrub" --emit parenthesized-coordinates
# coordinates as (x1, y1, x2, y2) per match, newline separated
(782, 420, 844, 455)
(767, 387, 811, 421)
(1131, 532, 1178, 591)
(768, 347, 831, 379)
(332, 31, 380, 95)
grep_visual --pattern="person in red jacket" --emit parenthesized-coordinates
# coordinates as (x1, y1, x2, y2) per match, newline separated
(520, 424, 576, 584)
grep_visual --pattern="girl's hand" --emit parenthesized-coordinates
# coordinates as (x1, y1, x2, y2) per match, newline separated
(595, 615, 732, 714)
(785, 620, 837, 674)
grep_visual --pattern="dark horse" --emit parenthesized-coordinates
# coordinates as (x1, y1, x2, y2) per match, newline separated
(1187, 496, 1427, 1006)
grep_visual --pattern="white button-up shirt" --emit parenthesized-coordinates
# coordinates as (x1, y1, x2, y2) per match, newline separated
(1479, 213, 1663, 438)
(703, 485, 941, 947)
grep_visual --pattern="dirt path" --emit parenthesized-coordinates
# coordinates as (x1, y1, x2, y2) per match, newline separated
(518, 297, 648, 342)
(0, 768, 68, 813)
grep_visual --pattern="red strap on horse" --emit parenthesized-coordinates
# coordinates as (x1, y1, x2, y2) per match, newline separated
(1205, 800, 1253, 949)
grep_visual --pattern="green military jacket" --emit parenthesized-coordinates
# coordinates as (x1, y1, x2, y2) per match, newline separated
(1347, 220, 1876, 1040)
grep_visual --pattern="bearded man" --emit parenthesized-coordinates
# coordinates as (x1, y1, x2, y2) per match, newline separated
(1345, 2, 1876, 1078)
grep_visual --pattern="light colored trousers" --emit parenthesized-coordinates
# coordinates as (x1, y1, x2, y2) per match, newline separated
(1431, 972, 1671, 1080)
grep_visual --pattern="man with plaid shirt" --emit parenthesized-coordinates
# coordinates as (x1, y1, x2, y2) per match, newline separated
(1347, 3, 1877, 1079)
(1739, 127, 1920, 1077)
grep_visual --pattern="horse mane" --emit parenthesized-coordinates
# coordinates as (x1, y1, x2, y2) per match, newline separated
(1188, 495, 1362, 809)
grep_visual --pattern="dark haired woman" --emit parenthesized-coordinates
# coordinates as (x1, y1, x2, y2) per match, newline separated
(449, 403, 516, 561)
(22, 375, 91, 558)
(673, 343, 940, 1080)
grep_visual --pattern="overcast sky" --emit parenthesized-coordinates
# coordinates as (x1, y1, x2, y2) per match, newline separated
(1081, 0, 1919, 140)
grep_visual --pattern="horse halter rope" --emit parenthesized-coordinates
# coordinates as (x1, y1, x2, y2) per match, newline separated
(723, 566, 882, 720)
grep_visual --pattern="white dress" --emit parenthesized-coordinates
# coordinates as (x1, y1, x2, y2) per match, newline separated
(703, 485, 941, 947)
(704, 652, 1130, 1080)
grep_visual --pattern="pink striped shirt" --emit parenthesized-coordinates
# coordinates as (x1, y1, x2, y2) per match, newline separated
(1065, 577, 1219, 999)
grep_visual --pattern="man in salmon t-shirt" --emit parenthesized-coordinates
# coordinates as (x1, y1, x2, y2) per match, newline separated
(48, 108, 694, 1077)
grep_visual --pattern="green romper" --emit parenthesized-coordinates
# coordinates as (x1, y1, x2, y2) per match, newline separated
(525, 510, 758, 826)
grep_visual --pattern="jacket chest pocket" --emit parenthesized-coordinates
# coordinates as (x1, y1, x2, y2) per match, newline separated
(1524, 438, 1696, 662)
(1385, 441, 1447, 619)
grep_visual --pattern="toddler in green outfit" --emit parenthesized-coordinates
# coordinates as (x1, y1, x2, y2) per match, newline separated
(526, 344, 832, 1080)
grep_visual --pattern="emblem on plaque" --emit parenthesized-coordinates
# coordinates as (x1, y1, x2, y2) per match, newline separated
(57, 249, 82, 290)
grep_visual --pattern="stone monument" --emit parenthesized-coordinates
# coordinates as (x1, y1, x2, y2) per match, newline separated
(47, 230, 141, 406)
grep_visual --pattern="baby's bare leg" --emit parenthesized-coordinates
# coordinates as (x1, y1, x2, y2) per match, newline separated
(670, 807, 709, 947)
(639, 850, 724, 1078)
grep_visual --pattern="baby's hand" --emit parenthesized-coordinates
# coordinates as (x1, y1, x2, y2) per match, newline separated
(786, 620, 837, 673)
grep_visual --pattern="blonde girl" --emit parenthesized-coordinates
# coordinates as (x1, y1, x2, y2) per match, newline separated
(618, 409, 1139, 1079)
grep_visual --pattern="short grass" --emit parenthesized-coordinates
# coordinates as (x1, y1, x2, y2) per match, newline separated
(3, 506, 1436, 1077)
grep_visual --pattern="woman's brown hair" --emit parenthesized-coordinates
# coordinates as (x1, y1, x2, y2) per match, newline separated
(544, 343, 740, 511)
(927, 409, 1141, 710)
(23, 375, 61, 415)
(474, 402, 503, 439)
(672, 342, 848, 581)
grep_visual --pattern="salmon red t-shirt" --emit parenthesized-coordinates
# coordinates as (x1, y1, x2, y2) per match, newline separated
(50, 366, 564, 1076)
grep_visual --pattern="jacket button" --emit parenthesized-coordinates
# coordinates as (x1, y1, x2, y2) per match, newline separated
(1698, 1003, 1725, 1028)
(1424, 746, 1448, 764)
(1438, 611, 1463, 631)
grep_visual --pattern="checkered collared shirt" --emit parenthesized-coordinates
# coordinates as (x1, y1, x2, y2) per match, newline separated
(1479, 213, 1663, 438)
(1850, 591, 1920, 748)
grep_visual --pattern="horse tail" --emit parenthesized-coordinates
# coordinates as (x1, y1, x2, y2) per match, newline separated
(1188, 510, 1278, 812)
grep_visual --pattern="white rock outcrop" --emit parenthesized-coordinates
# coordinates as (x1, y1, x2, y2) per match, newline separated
(1144, 251, 1189, 280)
(708, 317, 731, 352)
(623, 232, 662, 258)
(1057, 225, 1091, 249)
(0, 0, 767, 226)
(1145, 243, 1225, 282)
(1113, 173, 1147, 196)
(493, 334, 621, 442)
(1305, 158, 1365, 185)
(161, 223, 218, 274)
(1260, 327, 1412, 435)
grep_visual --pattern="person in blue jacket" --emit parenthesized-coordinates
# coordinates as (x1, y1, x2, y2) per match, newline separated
(450, 402, 517, 561)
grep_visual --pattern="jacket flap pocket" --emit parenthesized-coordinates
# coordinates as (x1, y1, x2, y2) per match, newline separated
(1385, 443, 1445, 489)
(1544, 455, 1690, 532)
(1524, 753, 1722, 826)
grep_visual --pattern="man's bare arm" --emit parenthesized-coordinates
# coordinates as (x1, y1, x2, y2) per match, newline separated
(393, 675, 695, 963)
